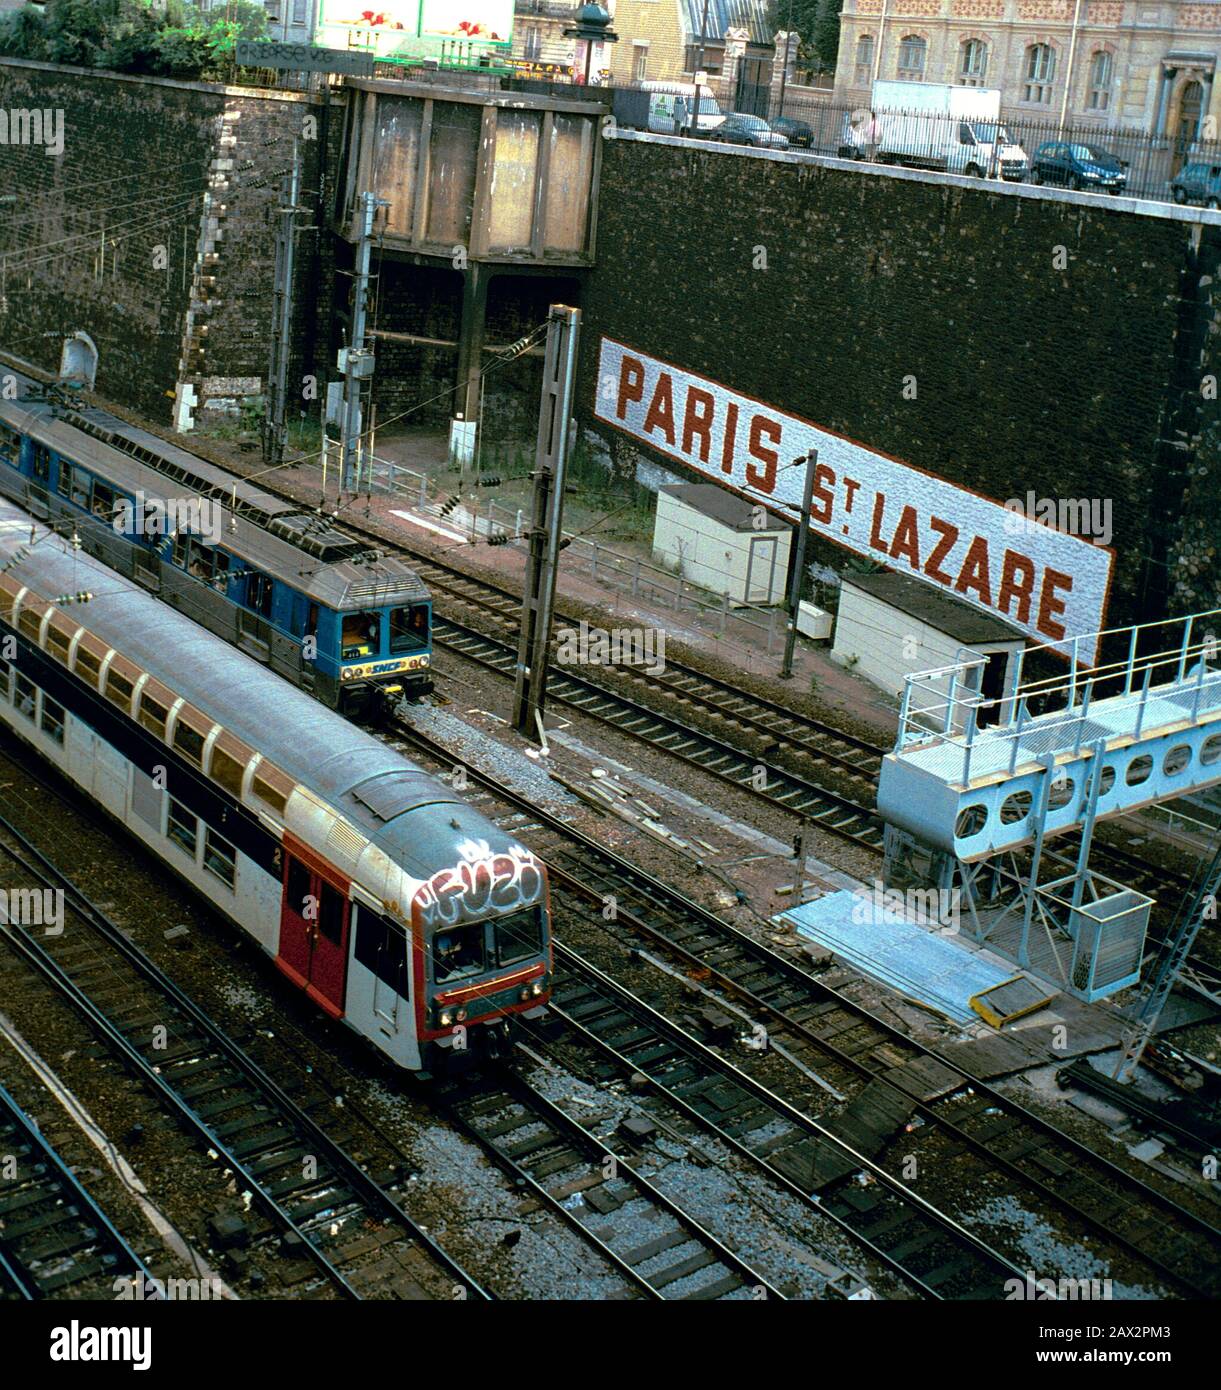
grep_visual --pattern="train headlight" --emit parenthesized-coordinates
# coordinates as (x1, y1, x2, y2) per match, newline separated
(341, 667, 356, 681)
(531, 980, 545, 997)
(439, 1007, 454, 1026)
(519, 986, 531, 1002)
(456, 1007, 468, 1022)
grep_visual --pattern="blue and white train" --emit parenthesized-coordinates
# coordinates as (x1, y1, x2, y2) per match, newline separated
(0, 497, 550, 1072)
(0, 366, 433, 716)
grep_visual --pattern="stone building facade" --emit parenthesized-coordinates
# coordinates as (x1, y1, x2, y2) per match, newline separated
(833, 1, 1221, 143)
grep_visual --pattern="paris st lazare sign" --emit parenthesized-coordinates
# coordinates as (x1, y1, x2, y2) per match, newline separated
(593, 337, 1113, 663)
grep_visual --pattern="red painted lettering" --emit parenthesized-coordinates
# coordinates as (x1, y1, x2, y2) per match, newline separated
(746, 416, 780, 492)
(888, 504, 921, 569)
(954, 535, 993, 606)
(682, 387, 715, 463)
(869, 493, 890, 552)
(721, 401, 739, 475)
(1037, 567, 1073, 642)
(643, 373, 676, 445)
(810, 464, 836, 525)
(998, 550, 1036, 625)
(616, 355, 644, 420)
(924, 517, 959, 586)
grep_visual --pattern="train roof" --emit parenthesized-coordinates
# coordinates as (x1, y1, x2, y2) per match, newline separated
(0, 384, 429, 610)
(0, 498, 497, 881)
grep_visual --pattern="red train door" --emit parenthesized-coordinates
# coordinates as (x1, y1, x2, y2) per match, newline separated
(277, 847, 351, 1019)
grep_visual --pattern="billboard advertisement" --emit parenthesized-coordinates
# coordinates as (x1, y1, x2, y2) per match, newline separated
(318, 0, 512, 48)
(593, 337, 1114, 662)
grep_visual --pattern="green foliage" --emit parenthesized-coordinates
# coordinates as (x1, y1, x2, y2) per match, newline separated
(764, 0, 840, 72)
(0, 0, 268, 80)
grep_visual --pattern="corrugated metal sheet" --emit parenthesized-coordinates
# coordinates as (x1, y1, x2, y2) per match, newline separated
(777, 890, 1015, 1025)
(683, 0, 773, 47)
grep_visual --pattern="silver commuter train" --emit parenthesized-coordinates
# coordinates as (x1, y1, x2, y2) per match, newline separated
(0, 497, 550, 1072)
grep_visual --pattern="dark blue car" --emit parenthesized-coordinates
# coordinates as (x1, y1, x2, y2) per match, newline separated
(1030, 140, 1127, 193)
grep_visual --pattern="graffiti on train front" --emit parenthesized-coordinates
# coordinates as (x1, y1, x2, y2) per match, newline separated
(414, 840, 544, 927)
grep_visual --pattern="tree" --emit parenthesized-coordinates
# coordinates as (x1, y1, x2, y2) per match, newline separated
(765, 0, 842, 74)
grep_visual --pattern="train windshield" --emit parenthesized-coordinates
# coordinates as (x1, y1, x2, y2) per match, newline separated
(432, 923, 486, 982)
(342, 610, 382, 659)
(389, 604, 428, 653)
(493, 908, 544, 966)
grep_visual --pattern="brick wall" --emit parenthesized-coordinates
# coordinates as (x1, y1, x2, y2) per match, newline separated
(0, 58, 322, 426)
(578, 135, 1221, 622)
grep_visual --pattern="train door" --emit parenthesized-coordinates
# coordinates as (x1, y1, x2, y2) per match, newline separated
(277, 852, 351, 1017)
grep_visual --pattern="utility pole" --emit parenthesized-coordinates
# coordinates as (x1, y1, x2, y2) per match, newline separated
(780, 448, 818, 680)
(340, 191, 384, 494)
(263, 139, 301, 470)
(511, 305, 581, 741)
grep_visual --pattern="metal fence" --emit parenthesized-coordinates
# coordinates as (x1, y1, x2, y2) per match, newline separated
(365, 455, 794, 661)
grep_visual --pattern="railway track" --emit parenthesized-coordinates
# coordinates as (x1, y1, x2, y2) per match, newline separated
(392, 717, 1221, 1298)
(433, 1063, 784, 1300)
(0, 1080, 153, 1299)
(0, 813, 488, 1302)
(540, 944, 1023, 1298)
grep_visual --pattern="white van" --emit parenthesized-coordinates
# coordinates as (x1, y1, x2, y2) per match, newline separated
(640, 81, 724, 136)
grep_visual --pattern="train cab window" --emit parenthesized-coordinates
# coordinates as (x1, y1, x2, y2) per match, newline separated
(13, 673, 36, 721)
(318, 882, 346, 945)
(341, 611, 381, 659)
(247, 572, 274, 618)
(40, 695, 64, 746)
(0, 657, 8, 699)
(167, 798, 198, 857)
(389, 605, 428, 653)
(203, 829, 236, 889)
(493, 908, 544, 967)
(432, 923, 486, 983)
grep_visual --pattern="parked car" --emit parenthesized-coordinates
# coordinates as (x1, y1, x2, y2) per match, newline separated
(770, 115, 814, 148)
(1030, 140, 1127, 192)
(712, 113, 790, 150)
(1171, 160, 1221, 207)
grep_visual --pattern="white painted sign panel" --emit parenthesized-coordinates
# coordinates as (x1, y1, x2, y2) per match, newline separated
(593, 337, 1113, 662)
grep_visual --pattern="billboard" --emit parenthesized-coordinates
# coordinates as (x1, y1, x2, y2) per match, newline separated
(593, 338, 1114, 662)
(318, 0, 512, 48)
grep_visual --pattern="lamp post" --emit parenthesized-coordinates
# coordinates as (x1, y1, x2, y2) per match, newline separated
(563, 3, 619, 84)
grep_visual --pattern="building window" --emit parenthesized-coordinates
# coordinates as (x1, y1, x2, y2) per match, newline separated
(524, 26, 541, 60)
(855, 34, 874, 86)
(167, 798, 198, 859)
(959, 39, 987, 86)
(204, 829, 236, 890)
(1024, 44, 1056, 104)
(897, 35, 926, 80)
(292, 0, 306, 22)
(633, 44, 648, 82)
(1087, 50, 1113, 111)
(40, 695, 64, 746)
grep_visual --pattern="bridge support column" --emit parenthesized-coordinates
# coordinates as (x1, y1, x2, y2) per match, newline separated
(450, 262, 492, 482)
